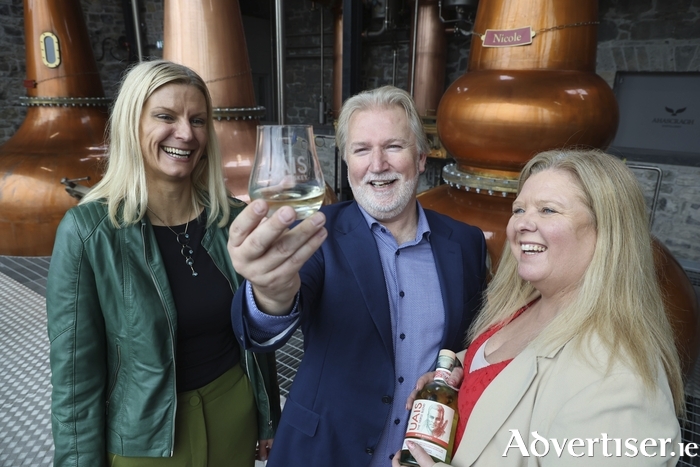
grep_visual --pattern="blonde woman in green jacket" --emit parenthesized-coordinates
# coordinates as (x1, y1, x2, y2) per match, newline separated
(46, 60, 280, 467)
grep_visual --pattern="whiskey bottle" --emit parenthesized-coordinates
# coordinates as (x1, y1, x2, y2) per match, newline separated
(399, 349, 459, 466)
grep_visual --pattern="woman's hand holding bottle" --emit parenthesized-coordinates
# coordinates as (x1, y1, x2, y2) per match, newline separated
(393, 441, 441, 467)
(404, 366, 464, 410)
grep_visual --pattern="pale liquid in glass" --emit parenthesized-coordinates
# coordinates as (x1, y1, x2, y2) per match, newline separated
(251, 185, 325, 220)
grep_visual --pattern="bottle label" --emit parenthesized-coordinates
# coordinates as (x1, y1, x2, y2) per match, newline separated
(434, 367, 452, 382)
(434, 369, 458, 391)
(402, 400, 455, 461)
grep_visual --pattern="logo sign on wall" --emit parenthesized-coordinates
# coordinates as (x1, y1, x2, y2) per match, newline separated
(609, 72, 699, 166)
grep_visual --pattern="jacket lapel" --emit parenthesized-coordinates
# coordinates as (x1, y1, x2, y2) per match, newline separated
(455, 342, 567, 466)
(456, 347, 540, 466)
(426, 214, 463, 348)
(335, 203, 395, 361)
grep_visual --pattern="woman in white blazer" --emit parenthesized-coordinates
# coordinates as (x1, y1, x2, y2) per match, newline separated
(395, 149, 684, 467)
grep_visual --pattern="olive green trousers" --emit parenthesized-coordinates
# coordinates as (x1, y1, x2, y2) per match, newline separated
(108, 364, 258, 467)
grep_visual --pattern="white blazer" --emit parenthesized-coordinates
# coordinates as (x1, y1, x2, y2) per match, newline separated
(436, 334, 681, 466)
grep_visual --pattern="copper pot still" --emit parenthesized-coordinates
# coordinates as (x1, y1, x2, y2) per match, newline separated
(429, 0, 619, 264)
(419, 0, 700, 373)
(0, 0, 108, 256)
(163, 0, 264, 202)
(438, 0, 618, 177)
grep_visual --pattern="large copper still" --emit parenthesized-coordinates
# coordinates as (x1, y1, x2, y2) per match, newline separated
(0, 0, 108, 256)
(437, 1, 617, 176)
(163, 0, 263, 201)
(417, 0, 699, 373)
(423, 0, 618, 265)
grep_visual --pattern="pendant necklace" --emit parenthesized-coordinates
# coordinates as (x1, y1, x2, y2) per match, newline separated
(148, 207, 199, 277)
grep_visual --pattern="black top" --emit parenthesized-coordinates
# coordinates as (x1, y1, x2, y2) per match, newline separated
(152, 212, 240, 392)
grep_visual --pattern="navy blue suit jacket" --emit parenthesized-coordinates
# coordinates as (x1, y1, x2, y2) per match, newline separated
(232, 201, 487, 467)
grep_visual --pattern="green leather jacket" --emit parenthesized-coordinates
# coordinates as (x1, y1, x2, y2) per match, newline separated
(46, 200, 281, 466)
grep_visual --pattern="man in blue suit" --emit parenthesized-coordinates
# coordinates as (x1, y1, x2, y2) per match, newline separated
(228, 86, 488, 466)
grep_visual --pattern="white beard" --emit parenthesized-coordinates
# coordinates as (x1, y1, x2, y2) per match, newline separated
(349, 170, 419, 221)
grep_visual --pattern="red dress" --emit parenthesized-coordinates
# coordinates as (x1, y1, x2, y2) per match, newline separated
(453, 298, 540, 449)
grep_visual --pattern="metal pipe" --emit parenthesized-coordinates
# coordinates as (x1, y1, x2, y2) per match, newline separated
(444, 26, 471, 36)
(287, 44, 334, 50)
(287, 53, 334, 59)
(392, 48, 398, 86)
(332, 3, 343, 119)
(286, 32, 333, 38)
(365, 1, 389, 38)
(131, 0, 144, 61)
(365, 22, 387, 37)
(626, 163, 663, 229)
(319, 6, 325, 124)
(437, 0, 460, 24)
(335, 145, 342, 199)
(275, 0, 286, 124)
(410, 0, 419, 97)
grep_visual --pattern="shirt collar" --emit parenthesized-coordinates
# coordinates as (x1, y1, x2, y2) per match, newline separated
(356, 201, 431, 243)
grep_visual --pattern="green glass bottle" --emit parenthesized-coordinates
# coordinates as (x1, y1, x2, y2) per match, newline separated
(399, 349, 459, 466)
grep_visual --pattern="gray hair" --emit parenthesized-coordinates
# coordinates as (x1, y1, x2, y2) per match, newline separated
(335, 85, 429, 160)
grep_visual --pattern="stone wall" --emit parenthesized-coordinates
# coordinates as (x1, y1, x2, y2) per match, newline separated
(0, 0, 164, 142)
(633, 163, 700, 262)
(595, 0, 700, 263)
(0, 0, 26, 143)
(0, 0, 697, 263)
(597, 0, 700, 86)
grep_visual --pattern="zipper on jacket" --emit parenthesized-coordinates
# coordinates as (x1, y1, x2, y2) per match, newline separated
(105, 344, 122, 414)
(251, 352, 273, 430)
(207, 241, 274, 432)
(142, 222, 178, 456)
